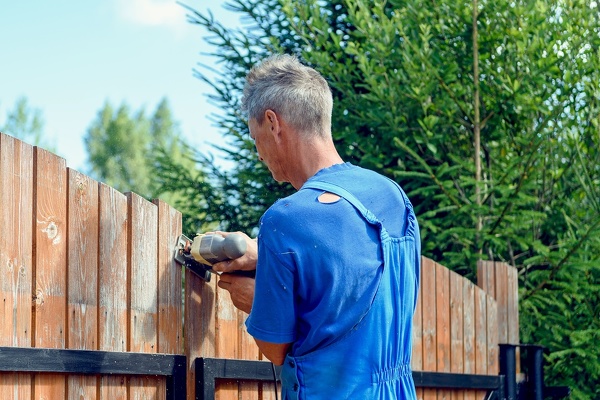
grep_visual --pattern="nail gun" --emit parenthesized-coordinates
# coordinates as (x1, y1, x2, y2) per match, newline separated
(174, 233, 252, 282)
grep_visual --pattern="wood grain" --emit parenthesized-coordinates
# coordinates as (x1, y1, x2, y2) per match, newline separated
(215, 279, 240, 399)
(66, 168, 99, 398)
(486, 296, 499, 375)
(435, 262, 450, 400)
(474, 286, 488, 399)
(239, 308, 260, 400)
(154, 199, 183, 356)
(0, 134, 33, 399)
(98, 183, 129, 399)
(127, 192, 162, 398)
(450, 271, 464, 400)
(185, 267, 217, 399)
(463, 280, 476, 400)
(421, 257, 437, 400)
(33, 146, 68, 399)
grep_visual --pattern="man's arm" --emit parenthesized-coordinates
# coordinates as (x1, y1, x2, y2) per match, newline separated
(217, 274, 292, 365)
(254, 339, 291, 366)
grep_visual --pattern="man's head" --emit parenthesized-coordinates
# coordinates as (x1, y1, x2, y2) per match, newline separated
(241, 54, 333, 139)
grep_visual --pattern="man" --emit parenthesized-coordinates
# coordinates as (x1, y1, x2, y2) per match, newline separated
(214, 54, 420, 399)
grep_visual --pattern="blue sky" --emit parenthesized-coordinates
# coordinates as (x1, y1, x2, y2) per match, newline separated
(1, 0, 238, 172)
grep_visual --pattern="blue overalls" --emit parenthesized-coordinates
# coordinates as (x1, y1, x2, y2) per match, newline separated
(280, 180, 420, 399)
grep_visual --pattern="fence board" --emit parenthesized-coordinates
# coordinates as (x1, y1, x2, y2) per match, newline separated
(216, 282, 241, 399)
(67, 169, 99, 398)
(435, 263, 451, 400)
(0, 134, 33, 399)
(421, 257, 437, 400)
(98, 183, 129, 399)
(185, 267, 217, 399)
(486, 297, 499, 375)
(474, 286, 488, 399)
(463, 281, 476, 400)
(412, 259, 424, 400)
(450, 271, 464, 400)
(239, 308, 260, 400)
(155, 199, 183, 356)
(478, 260, 519, 377)
(477, 261, 495, 299)
(494, 262, 508, 344)
(506, 263, 519, 345)
(33, 147, 68, 399)
(127, 192, 162, 398)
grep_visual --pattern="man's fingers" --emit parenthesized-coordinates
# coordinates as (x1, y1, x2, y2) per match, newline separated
(212, 260, 233, 273)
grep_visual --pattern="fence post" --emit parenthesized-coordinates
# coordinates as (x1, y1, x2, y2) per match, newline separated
(499, 343, 518, 400)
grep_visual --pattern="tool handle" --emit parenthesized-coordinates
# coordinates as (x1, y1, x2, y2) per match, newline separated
(221, 234, 247, 260)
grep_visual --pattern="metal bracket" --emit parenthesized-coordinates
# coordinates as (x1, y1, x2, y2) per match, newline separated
(174, 234, 212, 282)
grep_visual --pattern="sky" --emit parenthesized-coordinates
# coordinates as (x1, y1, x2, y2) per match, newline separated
(0, 0, 239, 172)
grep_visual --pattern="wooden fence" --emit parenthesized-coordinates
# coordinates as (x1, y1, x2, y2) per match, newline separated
(0, 132, 519, 399)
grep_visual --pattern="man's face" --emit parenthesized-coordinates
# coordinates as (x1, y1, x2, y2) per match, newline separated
(248, 117, 286, 182)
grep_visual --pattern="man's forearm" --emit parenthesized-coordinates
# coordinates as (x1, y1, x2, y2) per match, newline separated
(254, 338, 291, 366)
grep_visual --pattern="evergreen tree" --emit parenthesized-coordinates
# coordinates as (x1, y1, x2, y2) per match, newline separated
(172, 1, 599, 396)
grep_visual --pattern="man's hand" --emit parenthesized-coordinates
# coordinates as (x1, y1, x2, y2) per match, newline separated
(217, 273, 255, 314)
(211, 231, 257, 273)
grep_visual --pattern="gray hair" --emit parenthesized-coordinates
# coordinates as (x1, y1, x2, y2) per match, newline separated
(241, 54, 333, 139)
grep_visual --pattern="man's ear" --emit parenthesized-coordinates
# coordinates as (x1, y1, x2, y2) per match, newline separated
(264, 109, 281, 139)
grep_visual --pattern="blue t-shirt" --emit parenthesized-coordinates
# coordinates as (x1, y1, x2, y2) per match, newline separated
(245, 163, 410, 356)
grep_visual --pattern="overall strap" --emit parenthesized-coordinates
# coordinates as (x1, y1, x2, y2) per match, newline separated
(301, 181, 381, 226)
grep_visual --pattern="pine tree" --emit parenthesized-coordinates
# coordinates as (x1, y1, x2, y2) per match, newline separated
(175, 1, 600, 396)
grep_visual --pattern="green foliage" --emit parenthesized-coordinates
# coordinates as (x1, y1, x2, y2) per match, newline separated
(1, 96, 56, 151)
(84, 98, 199, 208)
(167, 1, 297, 234)
(177, 0, 600, 396)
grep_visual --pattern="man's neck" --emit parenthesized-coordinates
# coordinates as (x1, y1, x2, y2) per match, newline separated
(289, 139, 344, 190)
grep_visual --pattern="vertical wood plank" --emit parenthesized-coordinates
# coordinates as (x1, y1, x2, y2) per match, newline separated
(494, 262, 508, 344)
(450, 271, 464, 400)
(0, 133, 33, 399)
(215, 282, 241, 399)
(421, 257, 437, 400)
(98, 183, 128, 399)
(474, 287, 488, 399)
(505, 263, 519, 345)
(435, 263, 450, 400)
(67, 169, 99, 399)
(127, 192, 161, 399)
(33, 147, 68, 399)
(486, 297, 499, 375)
(476, 260, 495, 299)
(154, 199, 183, 356)
(239, 309, 260, 400)
(463, 281, 476, 400)
(185, 268, 217, 399)
(505, 262, 520, 375)
(412, 258, 424, 400)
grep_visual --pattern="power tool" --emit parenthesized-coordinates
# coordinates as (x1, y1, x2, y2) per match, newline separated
(174, 233, 251, 282)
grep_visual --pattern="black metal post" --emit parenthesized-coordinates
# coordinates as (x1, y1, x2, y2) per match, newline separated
(499, 344, 518, 400)
(522, 344, 545, 400)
